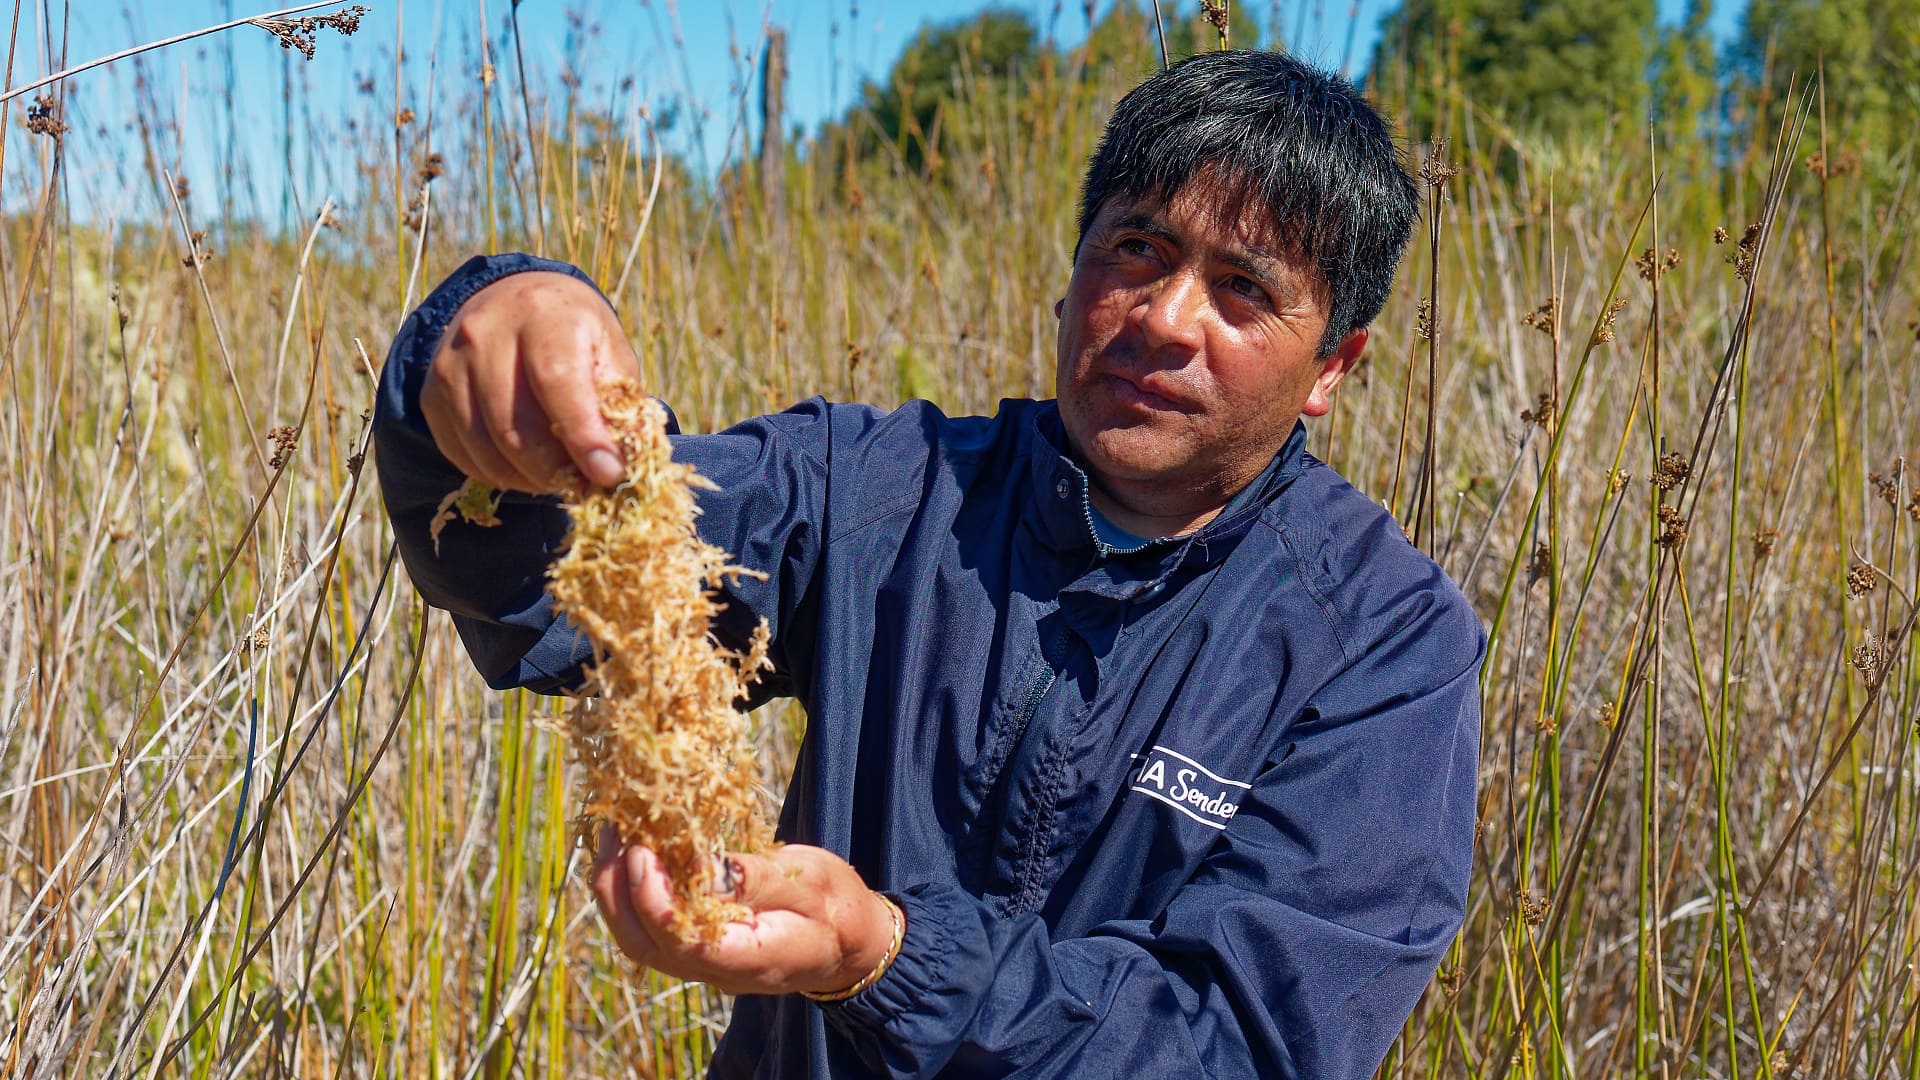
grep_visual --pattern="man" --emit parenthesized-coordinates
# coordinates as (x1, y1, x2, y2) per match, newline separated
(375, 50, 1482, 1079)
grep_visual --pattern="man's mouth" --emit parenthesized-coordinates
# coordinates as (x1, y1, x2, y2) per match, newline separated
(1104, 372, 1191, 412)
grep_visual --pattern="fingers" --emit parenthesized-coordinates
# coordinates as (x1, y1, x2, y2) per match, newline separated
(421, 359, 538, 491)
(522, 320, 629, 488)
(716, 847, 895, 993)
(722, 850, 821, 916)
(624, 845, 683, 933)
(420, 270, 636, 492)
(591, 842, 893, 997)
(591, 829, 663, 966)
(611, 845, 774, 991)
(475, 352, 573, 490)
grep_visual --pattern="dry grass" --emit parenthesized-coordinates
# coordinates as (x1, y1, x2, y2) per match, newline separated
(547, 381, 772, 943)
(2, 5, 1919, 1078)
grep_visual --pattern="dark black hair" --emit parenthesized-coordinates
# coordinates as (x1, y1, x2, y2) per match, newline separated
(1076, 50, 1418, 356)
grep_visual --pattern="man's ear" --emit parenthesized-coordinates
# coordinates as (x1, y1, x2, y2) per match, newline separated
(1300, 328, 1367, 418)
(1054, 297, 1064, 319)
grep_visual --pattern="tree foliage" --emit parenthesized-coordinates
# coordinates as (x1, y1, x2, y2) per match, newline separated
(1730, 0, 1920, 151)
(1370, 0, 1656, 139)
(1085, 1, 1266, 76)
(858, 8, 1042, 169)
(1651, 0, 1717, 146)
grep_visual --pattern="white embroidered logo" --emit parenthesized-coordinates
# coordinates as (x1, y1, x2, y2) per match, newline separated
(1128, 746, 1251, 829)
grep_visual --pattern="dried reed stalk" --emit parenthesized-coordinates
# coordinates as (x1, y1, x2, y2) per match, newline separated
(548, 379, 773, 942)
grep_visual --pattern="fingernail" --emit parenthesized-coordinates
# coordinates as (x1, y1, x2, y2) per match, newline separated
(585, 449, 622, 486)
(711, 855, 743, 896)
(626, 846, 649, 883)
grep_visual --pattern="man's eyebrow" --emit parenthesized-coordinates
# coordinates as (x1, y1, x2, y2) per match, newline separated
(1106, 212, 1178, 243)
(1220, 247, 1284, 281)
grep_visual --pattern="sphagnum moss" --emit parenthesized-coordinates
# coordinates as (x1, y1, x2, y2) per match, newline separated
(547, 378, 773, 943)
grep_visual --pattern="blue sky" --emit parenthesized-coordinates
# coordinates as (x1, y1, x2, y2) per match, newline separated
(9, 0, 1747, 224)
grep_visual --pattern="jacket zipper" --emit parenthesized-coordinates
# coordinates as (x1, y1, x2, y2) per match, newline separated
(1006, 624, 1066, 754)
(985, 623, 1073, 915)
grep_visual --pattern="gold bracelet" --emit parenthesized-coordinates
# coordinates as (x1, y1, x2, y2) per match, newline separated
(802, 893, 906, 1003)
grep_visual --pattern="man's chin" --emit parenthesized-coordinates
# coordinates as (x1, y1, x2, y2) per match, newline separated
(1079, 431, 1192, 485)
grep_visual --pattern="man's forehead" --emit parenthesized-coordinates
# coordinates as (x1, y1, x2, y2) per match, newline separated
(1092, 179, 1292, 257)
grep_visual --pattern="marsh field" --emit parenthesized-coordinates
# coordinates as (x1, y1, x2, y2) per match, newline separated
(2, 1, 1918, 1076)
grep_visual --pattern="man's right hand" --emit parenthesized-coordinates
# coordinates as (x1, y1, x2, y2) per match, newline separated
(420, 270, 640, 493)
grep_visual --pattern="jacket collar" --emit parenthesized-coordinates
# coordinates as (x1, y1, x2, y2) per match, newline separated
(1025, 402, 1310, 601)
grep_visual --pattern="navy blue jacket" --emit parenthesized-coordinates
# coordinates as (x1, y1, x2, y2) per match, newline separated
(374, 254, 1485, 1079)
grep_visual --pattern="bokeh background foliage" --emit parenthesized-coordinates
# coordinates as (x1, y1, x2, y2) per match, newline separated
(3, 0, 1920, 1076)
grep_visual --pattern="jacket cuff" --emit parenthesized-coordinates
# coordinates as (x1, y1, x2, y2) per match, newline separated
(371, 253, 610, 695)
(819, 881, 995, 1076)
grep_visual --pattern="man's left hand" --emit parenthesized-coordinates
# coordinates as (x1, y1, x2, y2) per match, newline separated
(590, 829, 898, 998)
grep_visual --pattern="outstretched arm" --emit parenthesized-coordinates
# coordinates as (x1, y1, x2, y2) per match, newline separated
(374, 254, 628, 690)
(374, 254, 832, 694)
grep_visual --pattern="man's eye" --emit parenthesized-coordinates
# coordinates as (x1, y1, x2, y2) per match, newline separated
(1116, 236, 1156, 257)
(1226, 275, 1268, 303)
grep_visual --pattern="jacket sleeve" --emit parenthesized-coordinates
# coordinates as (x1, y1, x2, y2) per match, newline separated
(372, 253, 828, 699)
(820, 588, 1484, 1079)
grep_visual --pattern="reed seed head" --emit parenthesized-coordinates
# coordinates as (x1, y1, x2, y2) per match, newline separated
(25, 94, 67, 138)
(1528, 540, 1553, 584)
(1851, 634, 1885, 681)
(1518, 888, 1548, 926)
(1656, 503, 1689, 549)
(1593, 297, 1628, 343)
(268, 425, 299, 469)
(1725, 223, 1762, 281)
(1870, 470, 1901, 508)
(1418, 136, 1459, 188)
(1652, 451, 1692, 491)
(1636, 247, 1681, 282)
(1807, 148, 1860, 179)
(181, 231, 216, 268)
(1519, 392, 1555, 432)
(249, 5, 369, 60)
(1522, 296, 1558, 336)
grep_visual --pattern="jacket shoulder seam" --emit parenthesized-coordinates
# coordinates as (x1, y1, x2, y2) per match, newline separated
(828, 489, 923, 545)
(1264, 518, 1357, 662)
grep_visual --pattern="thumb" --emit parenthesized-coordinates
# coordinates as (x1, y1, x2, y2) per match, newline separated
(521, 318, 637, 489)
(713, 850, 816, 915)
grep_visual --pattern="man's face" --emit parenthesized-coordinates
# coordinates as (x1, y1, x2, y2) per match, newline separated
(1054, 178, 1365, 506)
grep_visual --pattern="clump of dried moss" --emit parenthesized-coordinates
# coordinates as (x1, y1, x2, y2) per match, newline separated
(547, 379, 773, 943)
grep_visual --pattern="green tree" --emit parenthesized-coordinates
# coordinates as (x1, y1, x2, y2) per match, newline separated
(858, 8, 1042, 169)
(1085, 1, 1266, 77)
(1370, 0, 1656, 139)
(1730, 0, 1920, 151)
(1651, 0, 1718, 149)
(1085, 0, 1157, 73)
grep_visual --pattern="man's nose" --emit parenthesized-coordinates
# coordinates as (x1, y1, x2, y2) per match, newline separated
(1130, 269, 1207, 354)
